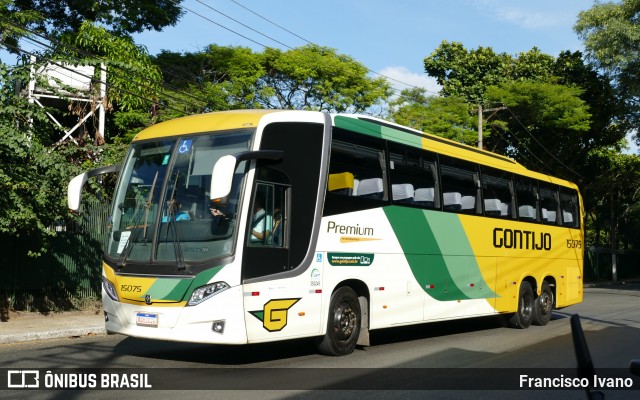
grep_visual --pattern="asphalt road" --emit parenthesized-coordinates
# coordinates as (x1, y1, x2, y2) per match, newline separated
(1, 283, 639, 400)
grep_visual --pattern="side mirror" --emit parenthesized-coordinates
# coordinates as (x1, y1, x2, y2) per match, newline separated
(67, 165, 120, 211)
(209, 150, 283, 200)
(209, 155, 238, 201)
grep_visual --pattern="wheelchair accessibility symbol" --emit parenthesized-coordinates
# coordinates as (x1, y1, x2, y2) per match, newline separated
(178, 139, 192, 154)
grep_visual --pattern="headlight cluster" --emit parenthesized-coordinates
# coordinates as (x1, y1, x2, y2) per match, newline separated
(102, 276, 119, 302)
(187, 282, 230, 306)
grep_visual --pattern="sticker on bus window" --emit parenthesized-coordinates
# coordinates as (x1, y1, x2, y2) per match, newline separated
(162, 154, 170, 165)
(178, 139, 192, 154)
(117, 231, 131, 254)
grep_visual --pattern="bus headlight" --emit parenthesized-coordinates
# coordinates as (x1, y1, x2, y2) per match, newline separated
(187, 282, 230, 306)
(102, 276, 119, 302)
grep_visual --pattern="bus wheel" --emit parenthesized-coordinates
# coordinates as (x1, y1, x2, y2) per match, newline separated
(507, 281, 534, 329)
(317, 286, 361, 356)
(532, 281, 554, 326)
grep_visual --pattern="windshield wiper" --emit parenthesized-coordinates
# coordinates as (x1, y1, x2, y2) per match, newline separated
(163, 172, 187, 272)
(117, 171, 158, 270)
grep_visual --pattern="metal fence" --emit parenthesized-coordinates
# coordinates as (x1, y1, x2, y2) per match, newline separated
(583, 247, 640, 282)
(0, 200, 109, 312)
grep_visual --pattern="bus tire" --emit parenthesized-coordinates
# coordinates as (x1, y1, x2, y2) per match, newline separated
(317, 286, 361, 356)
(507, 281, 534, 329)
(532, 281, 553, 326)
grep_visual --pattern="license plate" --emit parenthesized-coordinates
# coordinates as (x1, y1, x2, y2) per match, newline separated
(136, 312, 158, 327)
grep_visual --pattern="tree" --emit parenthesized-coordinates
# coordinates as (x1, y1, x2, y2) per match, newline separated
(575, 0, 640, 141)
(584, 149, 640, 251)
(154, 44, 392, 114)
(153, 45, 265, 117)
(423, 41, 511, 103)
(0, 63, 80, 256)
(258, 45, 392, 113)
(8, 0, 183, 36)
(484, 81, 591, 177)
(389, 88, 477, 145)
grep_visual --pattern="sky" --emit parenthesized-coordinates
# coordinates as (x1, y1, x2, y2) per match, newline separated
(132, 0, 591, 94)
(131, 0, 638, 153)
(3, 0, 637, 153)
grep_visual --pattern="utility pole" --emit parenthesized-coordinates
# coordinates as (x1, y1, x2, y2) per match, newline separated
(477, 104, 482, 149)
(477, 104, 507, 149)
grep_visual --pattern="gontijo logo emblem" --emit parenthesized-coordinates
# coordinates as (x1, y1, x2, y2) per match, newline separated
(249, 298, 300, 332)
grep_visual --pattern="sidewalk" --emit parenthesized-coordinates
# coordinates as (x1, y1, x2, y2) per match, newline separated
(1, 281, 637, 345)
(0, 310, 106, 344)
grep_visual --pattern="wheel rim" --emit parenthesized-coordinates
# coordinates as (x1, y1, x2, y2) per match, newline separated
(539, 291, 553, 316)
(333, 301, 357, 341)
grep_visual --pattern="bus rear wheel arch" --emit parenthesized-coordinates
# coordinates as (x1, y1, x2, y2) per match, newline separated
(317, 286, 363, 356)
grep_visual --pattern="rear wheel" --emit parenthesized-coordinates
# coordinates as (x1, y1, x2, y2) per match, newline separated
(317, 286, 361, 356)
(532, 281, 554, 326)
(507, 281, 534, 329)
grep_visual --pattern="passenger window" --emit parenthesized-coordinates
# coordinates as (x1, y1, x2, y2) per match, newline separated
(389, 144, 439, 209)
(481, 168, 514, 218)
(539, 184, 560, 225)
(515, 177, 538, 221)
(440, 156, 480, 214)
(324, 130, 386, 215)
(560, 188, 580, 228)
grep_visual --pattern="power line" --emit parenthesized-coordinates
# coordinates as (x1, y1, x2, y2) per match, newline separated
(194, 0, 293, 49)
(505, 107, 583, 179)
(0, 40, 196, 119)
(178, 0, 436, 96)
(167, 0, 271, 49)
(229, 0, 437, 94)
(1, 18, 209, 112)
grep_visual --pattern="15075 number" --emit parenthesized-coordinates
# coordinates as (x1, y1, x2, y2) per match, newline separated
(567, 239, 582, 249)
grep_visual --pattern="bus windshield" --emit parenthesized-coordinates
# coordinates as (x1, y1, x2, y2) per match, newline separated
(106, 130, 252, 267)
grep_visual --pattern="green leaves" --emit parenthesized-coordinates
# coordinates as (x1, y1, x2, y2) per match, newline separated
(257, 45, 391, 113)
(60, 21, 162, 112)
(390, 89, 477, 145)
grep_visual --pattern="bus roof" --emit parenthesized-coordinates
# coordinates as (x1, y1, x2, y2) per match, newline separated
(133, 109, 285, 141)
(132, 109, 578, 189)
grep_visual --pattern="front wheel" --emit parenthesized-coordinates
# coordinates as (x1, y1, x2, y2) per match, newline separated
(316, 286, 361, 356)
(507, 281, 534, 329)
(532, 281, 554, 326)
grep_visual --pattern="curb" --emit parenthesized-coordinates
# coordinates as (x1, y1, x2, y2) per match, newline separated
(0, 326, 107, 345)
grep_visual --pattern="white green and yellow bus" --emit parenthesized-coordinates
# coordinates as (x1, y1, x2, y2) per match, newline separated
(68, 109, 584, 356)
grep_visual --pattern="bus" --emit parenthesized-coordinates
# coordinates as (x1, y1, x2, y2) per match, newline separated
(67, 109, 584, 356)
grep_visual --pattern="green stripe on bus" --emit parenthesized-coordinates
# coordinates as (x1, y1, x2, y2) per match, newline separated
(384, 207, 496, 301)
(423, 212, 497, 299)
(145, 266, 224, 301)
(144, 278, 190, 301)
(384, 207, 467, 301)
(333, 116, 423, 148)
(334, 116, 384, 139)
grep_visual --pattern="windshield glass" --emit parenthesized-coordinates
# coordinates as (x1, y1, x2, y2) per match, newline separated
(106, 130, 252, 266)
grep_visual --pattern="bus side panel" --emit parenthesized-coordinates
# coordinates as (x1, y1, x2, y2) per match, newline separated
(318, 208, 425, 329)
(242, 274, 324, 344)
(459, 215, 584, 312)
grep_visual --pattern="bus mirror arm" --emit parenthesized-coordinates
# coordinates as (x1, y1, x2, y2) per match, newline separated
(67, 164, 121, 211)
(210, 150, 283, 200)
